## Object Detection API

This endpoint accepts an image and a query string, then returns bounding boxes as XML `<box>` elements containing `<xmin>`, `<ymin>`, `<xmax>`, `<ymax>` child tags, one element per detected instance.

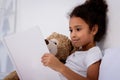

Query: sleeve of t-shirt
<box><xmin>85</xmin><ymin>47</ymin><xmax>103</xmax><ymax>68</ymax></box>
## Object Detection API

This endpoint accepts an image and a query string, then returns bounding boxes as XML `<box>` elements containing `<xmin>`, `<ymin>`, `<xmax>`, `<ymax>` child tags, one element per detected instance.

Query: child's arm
<box><xmin>60</xmin><ymin>61</ymin><xmax>100</xmax><ymax>80</ymax></box>
<box><xmin>41</xmin><ymin>53</ymin><xmax>100</xmax><ymax>80</ymax></box>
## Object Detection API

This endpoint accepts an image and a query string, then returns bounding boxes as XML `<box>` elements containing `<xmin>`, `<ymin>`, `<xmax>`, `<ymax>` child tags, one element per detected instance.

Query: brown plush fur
<box><xmin>3</xmin><ymin>71</ymin><xmax>19</xmax><ymax>80</ymax></box>
<box><xmin>46</xmin><ymin>32</ymin><xmax>74</xmax><ymax>63</ymax></box>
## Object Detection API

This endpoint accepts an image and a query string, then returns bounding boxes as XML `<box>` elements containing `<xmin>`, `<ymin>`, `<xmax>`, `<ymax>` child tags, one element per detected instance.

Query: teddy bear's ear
<box><xmin>46</xmin><ymin>32</ymin><xmax>56</xmax><ymax>40</ymax></box>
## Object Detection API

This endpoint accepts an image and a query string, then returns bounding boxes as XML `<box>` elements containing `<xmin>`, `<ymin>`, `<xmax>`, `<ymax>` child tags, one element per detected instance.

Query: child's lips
<box><xmin>72</xmin><ymin>39</ymin><xmax>79</xmax><ymax>43</ymax></box>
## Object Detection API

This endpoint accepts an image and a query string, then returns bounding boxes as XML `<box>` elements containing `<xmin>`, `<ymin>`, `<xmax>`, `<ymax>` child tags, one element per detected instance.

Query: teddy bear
<box><xmin>45</xmin><ymin>32</ymin><xmax>76</xmax><ymax>63</ymax></box>
<box><xmin>3</xmin><ymin>32</ymin><xmax>77</xmax><ymax>80</ymax></box>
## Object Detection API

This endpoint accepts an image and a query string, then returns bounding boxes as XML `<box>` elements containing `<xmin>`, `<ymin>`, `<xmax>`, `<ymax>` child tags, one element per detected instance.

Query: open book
<box><xmin>2</xmin><ymin>27</ymin><xmax>61</xmax><ymax>80</ymax></box>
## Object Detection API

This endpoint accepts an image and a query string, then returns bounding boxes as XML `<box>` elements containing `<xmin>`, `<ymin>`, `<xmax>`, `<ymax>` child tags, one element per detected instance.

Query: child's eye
<box><xmin>76</xmin><ymin>28</ymin><xmax>81</xmax><ymax>31</ymax></box>
<box><xmin>69</xmin><ymin>29</ymin><xmax>72</xmax><ymax>33</ymax></box>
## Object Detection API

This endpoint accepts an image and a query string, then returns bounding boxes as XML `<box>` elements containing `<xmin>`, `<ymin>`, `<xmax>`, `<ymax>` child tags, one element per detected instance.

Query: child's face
<box><xmin>69</xmin><ymin>16</ymin><xmax>96</xmax><ymax>49</ymax></box>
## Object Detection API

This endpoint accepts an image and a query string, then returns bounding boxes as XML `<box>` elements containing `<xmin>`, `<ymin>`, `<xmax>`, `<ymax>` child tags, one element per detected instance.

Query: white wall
<box><xmin>16</xmin><ymin>0</ymin><xmax>120</xmax><ymax>50</ymax></box>
<box><xmin>100</xmin><ymin>0</ymin><xmax>120</xmax><ymax>49</ymax></box>
<box><xmin>16</xmin><ymin>0</ymin><xmax>85</xmax><ymax>38</ymax></box>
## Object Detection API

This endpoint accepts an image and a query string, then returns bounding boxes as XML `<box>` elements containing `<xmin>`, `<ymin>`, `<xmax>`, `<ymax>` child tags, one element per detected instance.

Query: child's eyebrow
<box><xmin>69</xmin><ymin>25</ymin><xmax>82</xmax><ymax>28</ymax></box>
<box><xmin>75</xmin><ymin>25</ymin><xmax>82</xmax><ymax>28</ymax></box>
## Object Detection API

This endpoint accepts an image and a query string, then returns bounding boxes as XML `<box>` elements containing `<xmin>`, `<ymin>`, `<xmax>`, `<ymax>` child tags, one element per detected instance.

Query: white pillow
<box><xmin>99</xmin><ymin>47</ymin><xmax>120</xmax><ymax>80</ymax></box>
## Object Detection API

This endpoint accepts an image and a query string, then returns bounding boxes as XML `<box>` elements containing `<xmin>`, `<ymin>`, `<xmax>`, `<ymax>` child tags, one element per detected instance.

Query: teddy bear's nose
<box><xmin>45</xmin><ymin>39</ymin><xmax>49</xmax><ymax>44</ymax></box>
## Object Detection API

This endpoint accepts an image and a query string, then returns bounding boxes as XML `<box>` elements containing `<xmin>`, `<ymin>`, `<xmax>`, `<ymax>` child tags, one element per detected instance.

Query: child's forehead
<box><xmin>69</xmin><ymin>17</ymin><xmax>88</xmax><ymax>26</ymax></box>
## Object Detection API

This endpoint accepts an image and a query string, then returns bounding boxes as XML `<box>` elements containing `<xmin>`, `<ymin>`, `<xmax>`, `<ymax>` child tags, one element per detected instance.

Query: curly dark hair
<box><xmin>69</xmin><ymin>0</ymin><xmax>108</xmax><ymax>42</ymax></box>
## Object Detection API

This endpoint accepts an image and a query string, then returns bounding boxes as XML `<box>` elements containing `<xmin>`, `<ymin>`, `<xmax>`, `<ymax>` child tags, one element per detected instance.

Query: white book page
<box><xmin>3</xmin><ymin>27</ymin><xmax>61</xmax><ymax>80</ymax></box>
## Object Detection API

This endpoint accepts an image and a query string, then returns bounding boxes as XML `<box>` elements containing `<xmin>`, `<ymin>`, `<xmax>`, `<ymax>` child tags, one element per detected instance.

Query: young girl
<box><xmin>41</xmin><ymin>0</ymin><xmax>108</xmax><ymax>80</ymax></box>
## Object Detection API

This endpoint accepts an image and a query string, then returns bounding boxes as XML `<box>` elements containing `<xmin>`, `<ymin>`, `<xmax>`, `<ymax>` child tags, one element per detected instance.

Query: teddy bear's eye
<box><xmin>53</xmin><ymin>42</ymin><xmax>57</xmax><ymax>45</ymax></box>
<box><xmin>50</xmin><ymin>39</ymin><xmax>58</xmax><ymax>45</ymax></box>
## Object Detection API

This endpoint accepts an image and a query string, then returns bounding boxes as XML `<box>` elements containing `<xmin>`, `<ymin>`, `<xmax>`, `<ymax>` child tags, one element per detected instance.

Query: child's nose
<box><xmin>71</xmin><ymin>31</ymin><xmax>76</xmax><ymax>38</ymax></box>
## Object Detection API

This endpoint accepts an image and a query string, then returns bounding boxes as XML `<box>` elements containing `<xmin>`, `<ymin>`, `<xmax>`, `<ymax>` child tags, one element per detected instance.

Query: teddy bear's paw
<box><xmin>3</xmin><ymin>71</ymin><xmax>19</xmax><ymax>80</ymax></box>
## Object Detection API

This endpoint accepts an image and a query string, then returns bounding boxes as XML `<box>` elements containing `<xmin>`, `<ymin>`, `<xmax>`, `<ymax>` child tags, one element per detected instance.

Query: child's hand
<box><xmin>41</xmin><ymin>53</ymin><xmax>64</xmax><ymax>72</ymax></box>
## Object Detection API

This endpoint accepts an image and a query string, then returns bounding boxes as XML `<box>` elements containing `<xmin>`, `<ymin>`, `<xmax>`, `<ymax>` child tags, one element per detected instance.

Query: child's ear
<box><xmin>92</xmin><ymin>24</ymin><xmax>98</xmax><ymax>35</ymax></box>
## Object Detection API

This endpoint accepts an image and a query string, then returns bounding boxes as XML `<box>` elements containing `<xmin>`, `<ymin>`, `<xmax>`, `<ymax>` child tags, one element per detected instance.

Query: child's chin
<box><xmin>73</xmin><ymin>44</ymin><xmax>80</xmax><ymax>48</ymax></box>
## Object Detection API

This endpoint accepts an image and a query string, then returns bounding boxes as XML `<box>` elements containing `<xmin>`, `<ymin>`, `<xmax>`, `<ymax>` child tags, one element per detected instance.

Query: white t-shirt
<box><xmin>59</xmin><ymin>46</ymin><xmax>102</xmax><ymax>80</ymax></box>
